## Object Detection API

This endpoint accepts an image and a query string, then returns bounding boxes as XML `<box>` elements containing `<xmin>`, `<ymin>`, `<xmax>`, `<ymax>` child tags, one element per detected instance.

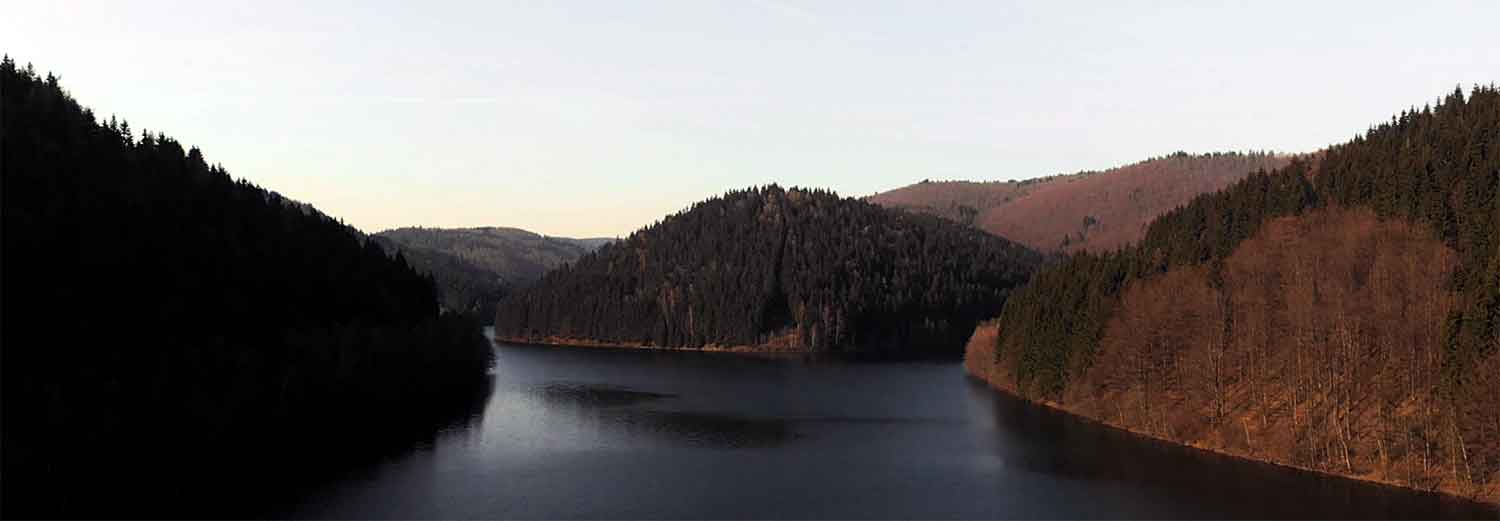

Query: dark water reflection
<box><xmin>276</xmin><ymin>339</ymin><xmax>1498</xmax><ymax>519</ymax></box>
<box><xmin>530</xmin><ymin>382</ymin><xmax>796</xmax><ymax>448</ymax></box>
<box><xmin>532</xmin><ymin>383</ymin><xmax>678</xmax><ymax>407</ymax></box>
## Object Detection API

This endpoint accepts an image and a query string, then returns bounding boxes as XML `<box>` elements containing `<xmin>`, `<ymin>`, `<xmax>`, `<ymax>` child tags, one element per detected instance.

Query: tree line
<box><xmin>1</xmin><ymin>57</ymin><xmax>495</xmax><ymax>517</ymax></box>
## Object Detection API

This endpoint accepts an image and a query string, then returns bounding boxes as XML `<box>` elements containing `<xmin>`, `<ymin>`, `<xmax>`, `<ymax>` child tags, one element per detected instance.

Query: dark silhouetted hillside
<box><xmin>1</xmin><ymin>57</ymin><xmax>493</xmax><ymax>517</ymax></box>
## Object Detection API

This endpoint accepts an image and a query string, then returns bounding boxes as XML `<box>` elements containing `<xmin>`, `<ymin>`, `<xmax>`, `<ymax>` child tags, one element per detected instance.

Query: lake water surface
<box><xmin>277</xmin><ymin>336</ymin><xmax>1497</xmax><ymax>519</ymax></box>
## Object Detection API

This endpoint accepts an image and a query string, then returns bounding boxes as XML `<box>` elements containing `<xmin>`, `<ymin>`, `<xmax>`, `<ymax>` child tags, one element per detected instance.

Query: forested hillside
<box><xmin>377</xmin><ymin>226</ymin><xmax>610</xmax><ymax>285</ymax></box>
<box><xmin>1</xmin><ymin>58</ymin><xmax>494</xmax><ymax>517</ymax></box>
<box><xmin>869</xmin><ymin>151</ymin><xmax>1291</xmax><ymax>252</ymax></box>
<box><xmin>374</xmin><ymin>227</ymin><xmax>610</xmax><ymax>322</ymax></box>
<box><xmin>495</xmin><ymin>186</ymin><xmax>1044</xmax><ymax>356</ymax></box>
<box><xmin>368</xmin><ymin>235</ymin><xmax>510</xmax><ymax>320</ymax></box>
<box><xmin>968</xmin><ymin>86</ymin><xmax>1500</xmax><ymax>504</ymax></box>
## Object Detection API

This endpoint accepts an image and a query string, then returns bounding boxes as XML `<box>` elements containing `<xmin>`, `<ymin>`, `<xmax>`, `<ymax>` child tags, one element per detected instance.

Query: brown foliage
<box><xmin>963</xmin><ymin>320</ymin><xmax>1006</xmax><ymax>388</ymax></box>
<box><xmin>1066</xmin><ymin>265</ymin><xmax>1223</xmax><ymax>440</ymax></box>
<box><xmin>971</xmin><ymin>207</ymin><xmax>1499</xmax><ymax>503</ymax></box>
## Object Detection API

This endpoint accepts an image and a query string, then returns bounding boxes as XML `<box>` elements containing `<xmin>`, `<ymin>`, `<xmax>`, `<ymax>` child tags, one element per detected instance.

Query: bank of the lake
<box><xmin>963</xmin><ymin>322</ymin><xmax>1500</xmax><ymax>509</ymax></box>
<box><xmin>493</xmin><ymin>334</ymin><xmax>809</xmax><ymax>354</ymax></box>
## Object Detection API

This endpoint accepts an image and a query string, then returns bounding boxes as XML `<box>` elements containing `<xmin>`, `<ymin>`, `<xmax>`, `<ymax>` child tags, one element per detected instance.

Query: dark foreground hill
<box><xmin>1</xmin><ymin>58</ymin><xmax>493</xmax><ymax>517</ymax></box>
<box><xmin>967</xmin><ymin>86</ymin><xmax>1500</xmax><ymax>504</ymax></box>
<box><xmin>495</xmin><ymin>185</ymin><xmax>1044</xmax><ymax>357</ymax></box>
<box><xmin>373</xmin><ymin>227</ymin><xmax>611</xmax><ymax>321</ymax></box>
<box><xmin>869</xmin><ymin>151</ymin><xmax>1291</xmax><ymax>252</ymax></box>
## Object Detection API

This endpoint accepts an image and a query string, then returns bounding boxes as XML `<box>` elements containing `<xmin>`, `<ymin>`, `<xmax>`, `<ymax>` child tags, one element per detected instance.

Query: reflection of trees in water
<box><xmin>528</xmin><ymin>381</ymin><xmax>970</xmax><ymax>450</ymax></box>
<box><xmin>243</xmin><ymin>378</ymin><xmax>496</xmax><ymax>516</ymax></box>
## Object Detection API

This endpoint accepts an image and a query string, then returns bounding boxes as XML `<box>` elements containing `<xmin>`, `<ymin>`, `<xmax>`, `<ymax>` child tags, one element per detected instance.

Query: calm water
<box><xmin>276</xmin><ymin>336</ymin><xmax>1497</xmax><ymax>519</ymax></box>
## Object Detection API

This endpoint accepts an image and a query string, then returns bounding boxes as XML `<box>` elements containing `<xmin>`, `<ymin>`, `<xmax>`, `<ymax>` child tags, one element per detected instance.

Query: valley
<box><xmin>3</xmin><ymin>24</ymin><xmax>1496</xmax><ymax>517</ymax></box>
<box><xmin>372</xmin><ymin>227</ymin><xmax>611</xmax><ymax>321</ymax></box>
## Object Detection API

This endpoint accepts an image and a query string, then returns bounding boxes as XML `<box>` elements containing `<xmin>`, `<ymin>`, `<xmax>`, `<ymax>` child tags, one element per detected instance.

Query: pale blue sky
<box><xmin>5</xmin><ymin>1</ymin><xmax>1496</xmax><ymax>237</ymax></box>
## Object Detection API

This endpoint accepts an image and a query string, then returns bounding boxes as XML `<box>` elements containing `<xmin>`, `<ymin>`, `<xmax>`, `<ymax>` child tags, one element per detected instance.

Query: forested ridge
<box><xmin>373</xmin><ymin>226</ymin><xmax>612</xmax><ymax>323</ymax></box>
<box><xmin>376</xmin><ymin>226</ymin><xmax>611</xmax><ymax>285</ymax></box>
<box><xmin>495</xmin><ymin>185</ymin><xmax>1044</xmax><ymax>356</ymax></box>
<box><xmin>1</xmin><ymin>58</ymin><xmax>494</xmax><ymax>517</ymax></box>
<box><xmin>970</xmin><ymin>86</ymin><xmax>1500</xmax><ymax>503</ymax></box>
<box><xmin>367</xmin><ymin>234</ymin><xmax>510</xmax><ymax>322</ymax></box>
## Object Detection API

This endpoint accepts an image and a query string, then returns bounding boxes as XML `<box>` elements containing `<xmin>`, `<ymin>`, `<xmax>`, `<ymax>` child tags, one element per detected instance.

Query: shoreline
<box><xmin>496</xmin><ymin>333</ymin><xmax>1496</xmax><ymax>508</ymax></box>
<box><xmin>491</xmin><ymin>335</ymin><xmax>813</xmax><ymax>357</ymax></box>
<box><xmin>965</xmin><ymin>369</ymin><xmax>1500</xmax><ymax>509</ymax></box>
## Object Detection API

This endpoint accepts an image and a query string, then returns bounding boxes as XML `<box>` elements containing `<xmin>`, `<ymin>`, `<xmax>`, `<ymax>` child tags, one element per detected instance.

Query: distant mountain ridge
<box><xmin>869</xmin><ymin>151</ymin><xmax>1292</xmax><ymax>252</ymax></box>
<box><xmin>373</xmin><ymin>226</ymin><xmax>612</xmax><ymax>321</ymax></box>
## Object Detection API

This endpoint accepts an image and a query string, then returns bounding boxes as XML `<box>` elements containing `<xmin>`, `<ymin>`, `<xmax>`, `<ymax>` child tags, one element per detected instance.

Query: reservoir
<box><xmin>277</xmin><ymin>335</ymin><xmax>1496</xmax><ymax>519</ymax></box>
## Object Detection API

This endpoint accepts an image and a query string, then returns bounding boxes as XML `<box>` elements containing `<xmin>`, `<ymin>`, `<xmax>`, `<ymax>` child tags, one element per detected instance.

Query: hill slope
<box><xmin>376</xmin><ymin>227</ymin><xmax>611</xmax><ymax>286</ymax></box>
<box><xmin>372</xmin><ymin>227</ymin><xmax>609</xmax><ymax>321</ymax></box>
<box><xmin>1</xmin><ymin>58</ymin><xmax>493</xmax><ymax>517</ymax></box>
<box><xmin>968</xmin><ymin>86</ymin><xmax>1500</xmax><ymax>504</ymax></box>
<box><xmin>368</xmin><ymin>235</ymin><xmax>510</xmax><ymax>319</ymax></box>
<box><xmin>373</xmin><ymin>228</ymin><xmax>609</xmax><ymax>322</ymax></box>
<box><xmin>870</xmin><ymin>151</ymin><xmax>1291</xmax><ymax>252</ymax></box>
<box><xmin>495</xmin><ymin>185</ymin><xmax>1044</xmax><ymax>356</ymax></box>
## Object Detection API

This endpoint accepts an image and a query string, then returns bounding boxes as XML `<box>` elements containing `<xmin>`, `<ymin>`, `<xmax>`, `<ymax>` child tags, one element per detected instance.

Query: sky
<box><xmin>4</xmin><ymin>1</ymin><xmax>1497</xmax><ymax>238</ymax></box>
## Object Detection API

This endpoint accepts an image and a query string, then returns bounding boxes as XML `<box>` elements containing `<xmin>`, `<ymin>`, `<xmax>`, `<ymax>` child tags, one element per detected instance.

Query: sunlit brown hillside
<box><xmin>969</xmin><ymin>86</ymin><xmax>1500</xmax><ymax>505</ymax></box>
<box><xmin>973</xmin><ymin>207</ymin><xmax>1481</xmax><ymax>497</ymax></box>
<box><xmin>869</xmin><ymin>152</ymin><xmax>1292</xmax><ymax>252</ymax></box>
